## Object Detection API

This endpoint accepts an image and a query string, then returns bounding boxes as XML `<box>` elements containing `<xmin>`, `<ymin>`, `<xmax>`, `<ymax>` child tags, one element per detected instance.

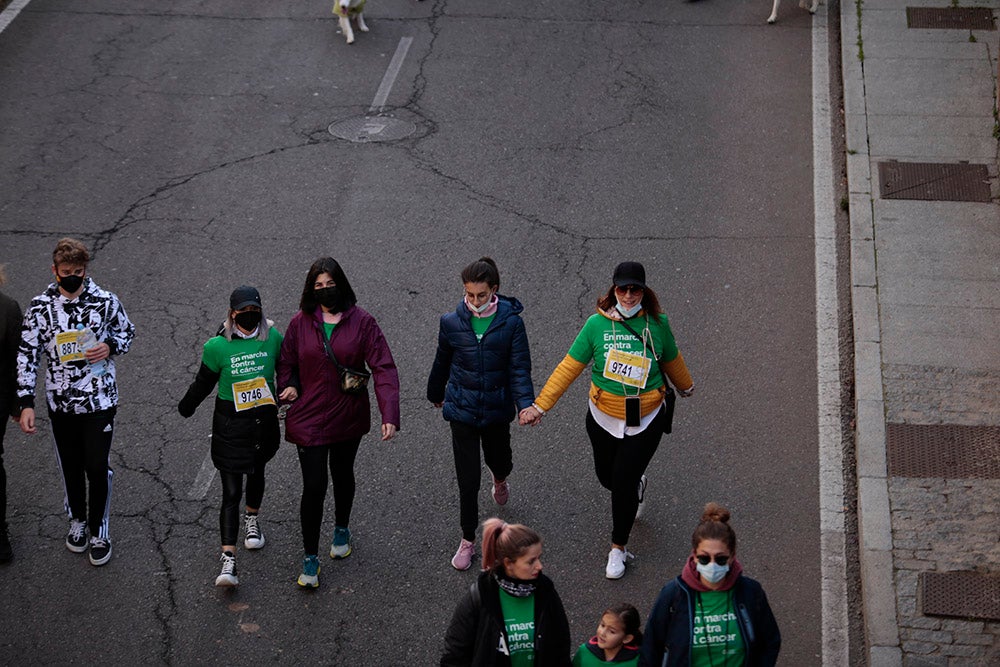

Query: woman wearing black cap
<box><xmin>178</xmin><ymin>286</ymin><xmax>286</xmax><ymax>588</ymax></box>
<box><xmin>521</xmin><ymin>262</ymin><xmax>694</xmax><ymax>580</ymax></box>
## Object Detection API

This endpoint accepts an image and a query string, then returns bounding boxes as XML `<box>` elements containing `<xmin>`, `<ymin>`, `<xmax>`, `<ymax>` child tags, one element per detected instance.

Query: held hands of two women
<box><xmin>519</xmin><ymin>405</ymin><xmax>542</xmax><ymax>427</ymax></box>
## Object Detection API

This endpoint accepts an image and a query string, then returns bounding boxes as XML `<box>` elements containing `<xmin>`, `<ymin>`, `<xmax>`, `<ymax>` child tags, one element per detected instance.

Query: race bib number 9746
<box><xmin>232</xmin><ymin>377</ymin><xmax>276</xmax><ymax>412</ymax></box>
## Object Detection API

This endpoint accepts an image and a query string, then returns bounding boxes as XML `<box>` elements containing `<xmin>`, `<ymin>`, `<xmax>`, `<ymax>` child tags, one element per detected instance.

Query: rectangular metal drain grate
<box><xmin>878</xmin><ymin>161</ymin><xmax>992</xmax><ymax>202</ymax></box>
<box><xmin>920</xmin><ymin>572</ymin><xmax>1000</xmax><ymax>621</ymax></box>
<box><xmin>886</xmin><ymin>424</ymin><xmax>1000</xmax><ymax>478</ymax></box>
<box><xmin>906</xmin><ymin>7</ymin><xmax>996</xmax><ymax>30</ymax></box>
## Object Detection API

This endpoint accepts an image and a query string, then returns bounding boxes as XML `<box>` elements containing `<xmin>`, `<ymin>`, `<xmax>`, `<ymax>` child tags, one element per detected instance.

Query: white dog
<box><xmin>768</xmin><ymin>0</ymin><xmax>818</xmax><ymax>24</ymax></box>
<box><xmin>334</xmin><ymin>0</ymin><xmax>369</xmax><ymax>44</ymax></box>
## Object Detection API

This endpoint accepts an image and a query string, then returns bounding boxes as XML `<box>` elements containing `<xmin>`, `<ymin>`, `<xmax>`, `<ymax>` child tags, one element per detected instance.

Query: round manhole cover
<box><xmin>328</xmin><ymin>116</ymin><xmax>416</xmax><ymax>143</ymax></box>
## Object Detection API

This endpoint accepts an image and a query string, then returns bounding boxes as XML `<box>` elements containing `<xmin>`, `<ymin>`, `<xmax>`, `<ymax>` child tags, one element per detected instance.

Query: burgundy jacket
<box><xmin>277</xmin><ymin>305</ymin><xmax>400</xmax><ymax>446</ymax></box>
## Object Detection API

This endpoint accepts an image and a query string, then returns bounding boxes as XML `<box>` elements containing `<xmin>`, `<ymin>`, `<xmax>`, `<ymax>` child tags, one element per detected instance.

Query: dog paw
<box><xmin>767</xmin><ymin>14</ymin><xmax>777</xmax><ymax>23</ymax></box>
<box><xmin>359</xmin><ymin>24</ymin><xmax>369</xmax><ymax>32</ymax></box>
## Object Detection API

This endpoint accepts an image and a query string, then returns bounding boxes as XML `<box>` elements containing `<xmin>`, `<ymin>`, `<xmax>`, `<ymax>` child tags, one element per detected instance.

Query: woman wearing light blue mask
<box><xmin>522</xmin><ymin>261</ymin><xmax>695</xmax><ymax>580</ymax></box>
<box><xmin>639</xmin><ymin>503</ymin><xmax>781</xmax><ymax>666</ymax></box>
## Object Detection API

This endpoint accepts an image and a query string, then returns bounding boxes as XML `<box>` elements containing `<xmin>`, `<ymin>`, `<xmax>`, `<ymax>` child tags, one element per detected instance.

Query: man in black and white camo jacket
<box><xmin>15</xmin><ymin>238</ymin><xmax>135</xmax><ymax>567</ymax></box>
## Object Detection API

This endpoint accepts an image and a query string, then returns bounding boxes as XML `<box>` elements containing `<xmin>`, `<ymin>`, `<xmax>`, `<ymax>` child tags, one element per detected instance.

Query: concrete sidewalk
<box><xmin>842</xmin><ymin>0</ymin><xmax>1000</xmax><ymax>665</ymax></box>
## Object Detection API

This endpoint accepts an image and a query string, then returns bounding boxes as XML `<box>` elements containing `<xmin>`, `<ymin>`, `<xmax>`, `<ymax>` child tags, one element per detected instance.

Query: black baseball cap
<box><xmin>230</xmin><ymin>285</ymin><xmax>262</xmax><ymax>310</ymax></box>
<box><xmin>612</xmin><ymin>261</ymin><xmax>646</xmax><ymax>289</ymax></box>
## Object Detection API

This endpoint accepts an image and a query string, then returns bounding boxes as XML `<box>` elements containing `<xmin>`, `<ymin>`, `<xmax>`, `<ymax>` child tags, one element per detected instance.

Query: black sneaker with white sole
<box><xmin>215</xmin><ymin>551</ymin><xmax>239</xmax><ymax>587</ymax></box>
<box><xmin>66</xmin><ymin>519</ymin><xmax>88</xmax><ymax>553</ymax></box>
<box><xmin>88</xmin><ymin>537</ymin><xmax>112</xmax><ymax>566</ymax></box>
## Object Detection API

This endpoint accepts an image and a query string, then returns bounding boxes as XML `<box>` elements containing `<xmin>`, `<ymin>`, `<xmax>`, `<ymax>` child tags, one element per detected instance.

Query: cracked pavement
<box><xmin>1</xmin><ymin>1</ymin><xmax>833</xmax><ymax>664</ymax></box>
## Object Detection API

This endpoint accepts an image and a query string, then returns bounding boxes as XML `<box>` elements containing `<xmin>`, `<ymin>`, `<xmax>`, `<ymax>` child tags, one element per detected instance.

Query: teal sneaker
<box><xmin>330</xmin><ymin>526</ymin><xmax>352</xmax><ymax>559</ymax></box>
<box><xmin>297</xmin><ymin>554</ymin><xmax>320</xmax><ymax>588</ymax></box>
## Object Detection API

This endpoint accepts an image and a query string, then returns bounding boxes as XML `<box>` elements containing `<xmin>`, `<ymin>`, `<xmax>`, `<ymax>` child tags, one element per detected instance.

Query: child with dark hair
<box><xmin>427</xmin><ymin>257</ymin><xmax>535</xmax><ymax>571</ymax></box>
<box><xmin>441</xmin><ymin>518</ymin><xmax>571</xmax><ymax>666</ymax></box>
<box><xmin>573</xmin><ymin>603</ymin><xmax>642</xmax><ymax>665</ymax></box>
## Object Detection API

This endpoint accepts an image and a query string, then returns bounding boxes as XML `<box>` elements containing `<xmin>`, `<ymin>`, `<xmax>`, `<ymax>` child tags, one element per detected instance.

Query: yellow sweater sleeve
<box><xmin>534</xmin><ymin>355</ymin><xmax>587</xmax><ymax>412</ymax></box>
<box><xmin>661</xmin><ymin>350</ymin><xmax>693</xmax><ymax>391</ymax></box>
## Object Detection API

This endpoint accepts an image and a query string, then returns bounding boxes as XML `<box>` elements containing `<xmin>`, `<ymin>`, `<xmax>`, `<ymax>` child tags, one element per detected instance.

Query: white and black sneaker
<box><xmin>215</xmin><ymin>551</ymin><xmax>238</xmax><ymax>587</ymax></box>
<box><xmin>66</xmin><ymin>519</ymin><xmax>88</xmax><ymax>553</ymax></box>
<box><xmin>88</xmin><ymin>537</ymin><xmax>112</xmax><ymax>566</ymax></box>
<box><xmin>244</xmin><ymin>514</ymin><xmax>265</xmax><ymax>550</ymax></box>
<box><xmin>605</xmin><ymin>547</ymin><xmax>634</xmax><ymax>579</ymax></box>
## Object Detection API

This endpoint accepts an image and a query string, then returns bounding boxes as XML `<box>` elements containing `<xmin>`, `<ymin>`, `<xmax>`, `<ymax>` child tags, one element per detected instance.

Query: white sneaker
<box><xmin>635</xmin><ymin>474</ymin><xmax>648</xmax><ymax>519</ymax></box>
<box><xmin>605</xmin><ymin>547</ymin><xmax>633</xmax><ymax>579</ymax></box>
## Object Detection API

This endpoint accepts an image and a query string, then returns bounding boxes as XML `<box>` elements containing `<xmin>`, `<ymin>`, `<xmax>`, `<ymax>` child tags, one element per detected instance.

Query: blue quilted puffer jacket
<box><xmin>427</xmin><ymin>295</ymin><xmax>534</xmax><ymax>427</ymax></box>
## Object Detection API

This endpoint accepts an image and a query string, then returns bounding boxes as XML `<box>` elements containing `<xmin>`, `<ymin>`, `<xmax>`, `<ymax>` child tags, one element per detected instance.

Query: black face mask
<box><xmin>57</xmin><ymin>274</ymin><xmax>84</xmax><ymax>294</ymax></box>
<box><xmin>315</xmin><ymin>286</ymin><xmax>344</xmax><ymax>312</ymax></box>
<box><xmin>234</xmin><ymin>311</ymin><xmax>262</xmax><ymax>331</ymax></box>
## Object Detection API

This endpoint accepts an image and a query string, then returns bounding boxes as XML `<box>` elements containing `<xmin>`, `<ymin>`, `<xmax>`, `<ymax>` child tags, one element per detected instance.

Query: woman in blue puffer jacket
<box><xmin>427</xmin><ymin>257</ymin><xmax>535</xmax><ymax>571</ymax></box>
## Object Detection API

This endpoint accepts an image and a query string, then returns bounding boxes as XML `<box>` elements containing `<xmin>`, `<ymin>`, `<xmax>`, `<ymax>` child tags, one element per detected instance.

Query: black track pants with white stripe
<box><xmin>49</xmin><ymin>408</ymin><xmax>116</xmax><ymax>540</ymax></box>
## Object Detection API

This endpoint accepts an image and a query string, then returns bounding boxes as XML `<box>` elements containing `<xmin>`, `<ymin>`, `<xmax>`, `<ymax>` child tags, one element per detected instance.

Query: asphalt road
<box><xmin>0</xmin><ymin>1</ymin><xmax>824</xmax><ymax>664</ymax></box>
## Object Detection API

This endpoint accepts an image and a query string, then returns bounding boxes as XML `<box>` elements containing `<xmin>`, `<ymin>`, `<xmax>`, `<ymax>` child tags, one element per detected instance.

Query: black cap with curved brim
<box><xmin>230</xmin><ymin>285</ymin><xmax>262</xmax><ymax>310</ymax></box>
<box><xmin>612</xmin><ymin>261</ymin><xmax>647</xmax><ymax>289</ymax></box>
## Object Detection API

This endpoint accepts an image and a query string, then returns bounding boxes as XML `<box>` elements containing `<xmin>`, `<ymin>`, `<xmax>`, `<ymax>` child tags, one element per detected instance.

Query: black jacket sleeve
<box><xmin>440</xmin><ymin>584</ymin><xmax>479</xmax><ymax>666</ymax></box>
<box><xmin>1</xmin><ymin>295</ymin><xmax>22</xmax><ymax>418</ymax></box>
<box><xmin>752</xmin><ymin>585</ymin><xmax>781</xmax><ymax>665</ymax></box>
<box><xmin>178</xmin><ymin>362</ymin><xmax>220</xmax><ymax>417</ymax></box>
<box><xmin>541</xmin><ymin>584</ymin><xmax>572</xmax><ymax>667</ymax></box>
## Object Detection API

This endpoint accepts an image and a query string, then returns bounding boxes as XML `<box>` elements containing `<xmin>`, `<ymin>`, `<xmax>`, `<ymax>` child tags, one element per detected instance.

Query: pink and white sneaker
<box><xmin>451</xmin><ymin>539</ymin><xmax>475</xmax><ymax>571</ymax></box>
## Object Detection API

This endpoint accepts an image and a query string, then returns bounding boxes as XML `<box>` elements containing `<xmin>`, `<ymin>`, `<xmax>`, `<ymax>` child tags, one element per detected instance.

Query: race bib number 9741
<box><xmin>602</xmin><ymin>348</ymin><xmax>651</xmax><ymax>389</ymax></box>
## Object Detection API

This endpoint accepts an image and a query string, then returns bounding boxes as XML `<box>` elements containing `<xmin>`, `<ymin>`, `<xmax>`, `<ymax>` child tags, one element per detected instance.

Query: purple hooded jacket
<box><xmin>277</xmin><ymin>305</ymin><xmax>400</xmax><ymax>446</ymax></box>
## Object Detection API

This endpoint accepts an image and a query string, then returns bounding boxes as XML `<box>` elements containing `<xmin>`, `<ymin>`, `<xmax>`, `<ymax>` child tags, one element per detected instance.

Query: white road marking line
<box><xmin>369</xmin><ymin>36</ymin><xmax>413</xmax><ymax>113</ymax></box>
<box><xmin>0</xmin><ymin>0</ymin><xmax>32</xmax><ymax>34</ymax></box>
<box><xmin>812</xmin><ymin>3</ymin><xmax>850</xmax><ymax>665</ymax></box>
<box><xmin>188</xmin><ymin>447</ymin><xmax>217</xmax><ymax>500</ymax></box>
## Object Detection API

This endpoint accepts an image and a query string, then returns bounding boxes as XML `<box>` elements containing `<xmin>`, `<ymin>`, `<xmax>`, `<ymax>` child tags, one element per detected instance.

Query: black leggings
<box><xmin>585</xmin><ymin>407</ymin><xmax>664</xmax><ymax>546</ymax></box>
<box><xmin>451</xmin><ymin>421</ymin><xmax>513</xmax><ymax>542</ymax></box>
<box><xmin>296</xmin><ymin>439</ymin><xmax>362</xmax><ymax>555</ymax></box>
<box><xmin>49</xmin><ymin>408</ymin><xmax>116</xmax><ymax>539</ymax></box>
<box><xmin>219</xmin><ymin>469</ymin><xmax>266</xmax><ymax>547</ymax></box>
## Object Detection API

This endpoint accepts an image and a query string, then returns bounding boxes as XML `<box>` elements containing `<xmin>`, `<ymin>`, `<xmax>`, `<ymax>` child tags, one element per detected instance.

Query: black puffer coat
<box><xmin>178</xmin><ymin>357</ymin><xmax>279</xmax><ymax>475</ymax></box>
<box><xmin>427</xmin><ymin>295</ymin><xmax>533</xmax><ymax>427</ymax></box>
<box><xmin>441</xmin><ymin>572</ymin><xmax>571</xmax><ymax>667</ymax></box>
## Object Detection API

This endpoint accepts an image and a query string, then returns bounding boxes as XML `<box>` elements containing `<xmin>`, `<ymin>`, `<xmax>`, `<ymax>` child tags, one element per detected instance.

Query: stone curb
<box><xmin>840</xmin><ymin>0</ymin><xmax>903</xmax><ymax>664</ymax></box>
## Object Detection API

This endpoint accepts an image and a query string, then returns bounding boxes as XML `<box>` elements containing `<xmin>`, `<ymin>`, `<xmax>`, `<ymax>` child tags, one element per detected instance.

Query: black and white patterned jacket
<box><xmin>16</xmin><ymin>278</ymin><xmax>135</xmax><ymax>414</ymax></box>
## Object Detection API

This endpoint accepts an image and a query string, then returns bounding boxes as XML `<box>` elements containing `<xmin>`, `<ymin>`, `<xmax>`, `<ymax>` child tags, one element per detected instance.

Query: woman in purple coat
<box><xmin>277</xmin><ymin>257</ymin><xmax>400</xmax><ymax>588</ymax></box>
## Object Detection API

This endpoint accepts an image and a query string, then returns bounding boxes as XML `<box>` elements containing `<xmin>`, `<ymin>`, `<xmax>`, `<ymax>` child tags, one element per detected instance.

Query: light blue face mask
<box><xmin>615</xmin><ymin>300</ymin><xmax>642</xmax><ymax>318</ymax></box>
<box><xmin>696</xmin><ymin>561</ymin><xmax>730</xmax><ymax>584</ymax></box>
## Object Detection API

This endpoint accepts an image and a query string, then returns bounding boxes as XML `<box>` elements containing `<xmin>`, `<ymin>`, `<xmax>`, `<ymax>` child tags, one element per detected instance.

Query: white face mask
<box><xmin>466</xmin><ymin>291</ymin><xmax>496</xmax><ymax>314</ymax></box>
<box><xmin>696</xmin><ymin>561</ymin><xmax>730</xmax><ymax>584</ymax></box>
<box><xmin>615</xmin><ymin>300</ymin><xmax>642</xmax><ymax>318</ymax></box>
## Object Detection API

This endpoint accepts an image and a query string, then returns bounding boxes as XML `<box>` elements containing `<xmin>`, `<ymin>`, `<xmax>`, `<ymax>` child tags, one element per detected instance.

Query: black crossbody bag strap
<box><xmin>617</xmin><ymin>317</ymin><xmax>676</xmax><ymax>434</ymax></box>
<box><xmin>320</xmin><ymin>326</ymin><xmax>347</xmax><ymax>373</ymax></box>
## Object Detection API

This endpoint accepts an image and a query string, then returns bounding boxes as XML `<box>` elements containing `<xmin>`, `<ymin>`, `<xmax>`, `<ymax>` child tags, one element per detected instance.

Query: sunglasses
<box><xmin>615</xmin><ymin>285</ymin><xmax>644</xmax><ymax>294</ymax></box>
<box><xmin>695</xmin><ymin>553</ymin><xmax>730</xmax><ymax>566</ymax></box>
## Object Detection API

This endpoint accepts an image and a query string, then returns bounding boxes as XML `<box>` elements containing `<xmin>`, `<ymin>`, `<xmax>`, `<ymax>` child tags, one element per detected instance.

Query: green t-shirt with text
<box><xmin>567</xmin><ymin>313</ymin><xmax>678</xmax><ymax>396</ymax></box>
<box><xmin>498</xmin><ymin>589</ymin><xmax>536</xmax><ymax>666</ymax></box>
<box><xmin>691</xmin><ymin>590</ymin><xmax>745</xmax><ymax>667</ymax></box>
<box><xmin>200</xmin><ymin>327</ymin><xmax>282</xmax><ymax>402</ymax></box>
